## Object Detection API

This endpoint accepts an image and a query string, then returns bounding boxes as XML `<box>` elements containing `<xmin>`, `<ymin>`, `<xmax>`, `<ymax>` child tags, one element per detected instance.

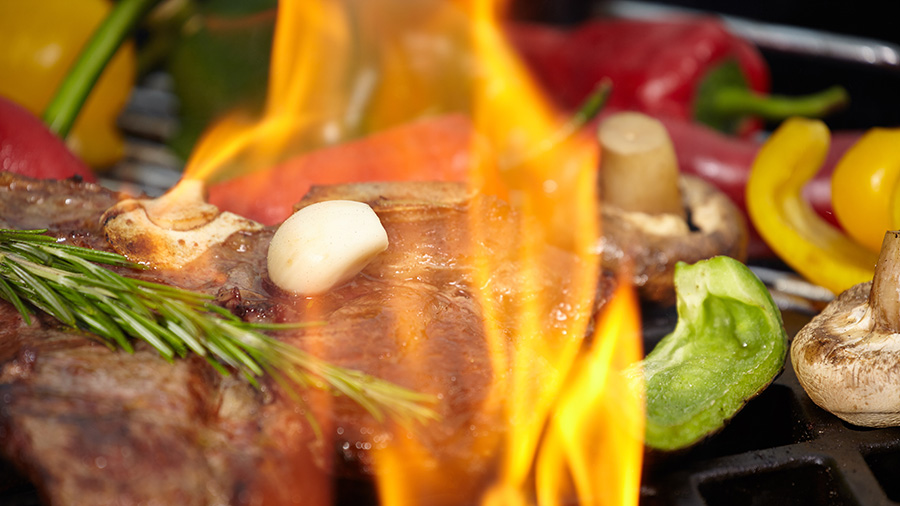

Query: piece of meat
<box><xmin>0</xmin><ymin>173</ymin><xmax>612</xmax><ymax>505</ymax></box>
<box><xmin>0</xmin><ymin>173</ymin><xmax>332</xmax><ymax>505</ymax></box>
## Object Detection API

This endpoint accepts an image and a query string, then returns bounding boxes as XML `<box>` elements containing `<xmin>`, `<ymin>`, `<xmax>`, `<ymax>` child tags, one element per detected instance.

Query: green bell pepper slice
<box><xmin>639</xmin><ymin>256</ymin><xmax>788</xmax><ymax>451</ymax></box>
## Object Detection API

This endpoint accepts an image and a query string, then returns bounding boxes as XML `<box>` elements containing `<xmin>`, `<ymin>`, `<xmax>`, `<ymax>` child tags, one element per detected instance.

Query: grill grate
<box><xmin>639</xmin><ymin>310</ymin><xmax>900</xmax><ymax>506</ymax></box>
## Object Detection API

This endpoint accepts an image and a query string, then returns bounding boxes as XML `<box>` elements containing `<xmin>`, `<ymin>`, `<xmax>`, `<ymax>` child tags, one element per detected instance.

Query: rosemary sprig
<box><xmin>0</xmin><ymin>229</ymin><xmax>435</xmax><ymax>425</ymax></box>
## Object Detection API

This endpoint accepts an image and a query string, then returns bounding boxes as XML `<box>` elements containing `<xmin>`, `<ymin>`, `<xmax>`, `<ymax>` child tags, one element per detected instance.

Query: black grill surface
<box><xmin>640</xmin><ymin>310</ymin><xmax>900</xmax><ymax>506</ymax></box>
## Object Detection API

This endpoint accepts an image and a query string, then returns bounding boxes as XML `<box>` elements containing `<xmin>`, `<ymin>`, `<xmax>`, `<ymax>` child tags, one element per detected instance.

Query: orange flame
<box><xmin>183</xmin><ymin>0</ymin><xmax>481</xmax><ymax>185</ymax></box>
<box><xmin>178</xmin><ymin>0</ymin><xmax>645</xmax><ymax>504</ymax></box>
<box><xmin>532</xmin><ymin>281</ymin><xmax>645</xmax><ymax>506</ymax></box>
<box><xmin>368</xmin><ymin>1</ymin><xmax>644</xmax><ymax>505</ymax></box>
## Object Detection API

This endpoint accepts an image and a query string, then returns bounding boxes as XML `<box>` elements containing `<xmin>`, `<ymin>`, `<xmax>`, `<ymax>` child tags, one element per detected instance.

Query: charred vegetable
<box><xmin>637</xmin><ymin>256</ymin><xmax>787</xmax><ymax>451</ymax></box>
<box><xmin>793</xmin><ymin>231</ymin><xmax>900</xmax><ymax>427</ymax></box>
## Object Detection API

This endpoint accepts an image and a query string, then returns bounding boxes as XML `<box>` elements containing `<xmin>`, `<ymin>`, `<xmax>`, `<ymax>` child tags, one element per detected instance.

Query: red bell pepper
<box><xmin>508</xmin><ymin>18</ymin><xmax>847</xmax><ymax>136</ymax></box>
<box><xmin>208</xmin><ymin>115</ymin><xmax>487</xmax><ymax>225</ymax></box>
<box><xmin>0</xmin><ymin>96</ymin><xmax>95</xmax><ymax>181</ymax></box>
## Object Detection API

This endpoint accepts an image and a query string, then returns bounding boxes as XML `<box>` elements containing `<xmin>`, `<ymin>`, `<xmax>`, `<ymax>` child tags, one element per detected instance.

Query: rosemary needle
<box><xmin>0</xmin><ymin>229</ymin><xmax>436</xmax><ymax>425</ymax></box>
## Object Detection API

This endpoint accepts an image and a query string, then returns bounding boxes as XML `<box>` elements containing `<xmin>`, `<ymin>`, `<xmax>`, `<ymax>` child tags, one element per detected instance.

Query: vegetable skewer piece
<box><xmin>0</xmin><ymin>229</ymin><xmax>435</xmax><ymax>426</ymax></box>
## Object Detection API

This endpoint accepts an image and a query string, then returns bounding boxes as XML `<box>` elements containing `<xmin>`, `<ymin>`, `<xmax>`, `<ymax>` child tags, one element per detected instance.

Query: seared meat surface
<box><xmin>0</xmin><ymin>173</ymin><xmax>611</xmax><ymax>505</ymax></box>
<box><xmin>1</xmin><ymin>174</ymin><xmax>327</xmax><ymax>505</ymax></box>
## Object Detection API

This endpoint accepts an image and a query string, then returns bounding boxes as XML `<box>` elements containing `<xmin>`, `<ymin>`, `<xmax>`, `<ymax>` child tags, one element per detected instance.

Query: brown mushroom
<box><xmin>596</xmin><ymin>112</ymin><xmax>747</xmax><ymax>305</ymax></box>
<box><xmin>792</xmin><ymin>230</ymin><xmax>900</xmax><ymax>427</ymax></box>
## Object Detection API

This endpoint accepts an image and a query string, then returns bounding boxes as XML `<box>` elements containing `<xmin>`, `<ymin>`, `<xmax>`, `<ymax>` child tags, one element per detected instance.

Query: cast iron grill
<box><xmin>638</xmin><ymin>334</ymin><xmax>900</xmax><ymax>506</ymax></box>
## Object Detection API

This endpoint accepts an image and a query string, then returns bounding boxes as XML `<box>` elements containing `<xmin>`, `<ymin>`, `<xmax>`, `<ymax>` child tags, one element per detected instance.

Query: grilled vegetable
<box><xmin>638</xmin><ymin>256</ymin><xmax>787</xmax><ymax>451</ymax></box>
<box><xmin>0</xmin><ymin>96</ymin><xmax>95</xmax><ymax>181</ymax></box>
<box><xmin>793</xmin><ymin>231</ymin><xmax>900</xmax><ymax>427</ymax></box>
<box><xmin>597</xmin><ymin>112</ymin><xmax>747</xmax><ymax>305</ymax></box>
<box><xmin>831</xmin><ymin>128</ymin><xmax>900</xmax><ymax>253</ymax></box>
<box><xmin>510</xmin><ymin>18</ymin><xmax>847</xmax><ymax>136</ymax></box>
<box><xmin>164</xmin><ymin>0</ymin><xmax>277</xmax><ymax>158</ymax></box>
<box><xmin>746</xmin><ymin>118</ymin><xmax>877</xmax><ymax>294</ymax></box>
<box><xmin>207</xmin><ymin>115</ymin><xmax>478</xmax><ymax>225</ymax></box>
<box><xmin>0</xmin><ymin>0</ymin><xmax>145</xmax><ymax>169</ymax></box>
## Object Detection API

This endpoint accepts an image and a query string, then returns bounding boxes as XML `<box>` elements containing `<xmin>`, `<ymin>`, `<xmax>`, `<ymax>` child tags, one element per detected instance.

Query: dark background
<box><xmin>513</xmin><ymin>0</ymin><xmax>900</xmax><ymax>44</ymax></box>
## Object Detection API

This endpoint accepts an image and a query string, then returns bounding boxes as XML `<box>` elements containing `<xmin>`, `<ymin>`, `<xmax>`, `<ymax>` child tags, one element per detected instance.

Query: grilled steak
<box><xmin>0</xmin><ymin>173</ymin><xmax>612</xmax><ymax>505</ymax></box>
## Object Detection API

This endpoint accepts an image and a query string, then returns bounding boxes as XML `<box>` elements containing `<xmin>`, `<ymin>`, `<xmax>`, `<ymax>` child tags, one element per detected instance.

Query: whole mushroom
<box><xmin>596</xmin><ymin>112</ymin><xmax>748</xmax><ymax>305</ymax></box>
<box><xmin>792</xmin><ymin>230</ymin><xmax>900</xmax><ymax>427</ymax></box>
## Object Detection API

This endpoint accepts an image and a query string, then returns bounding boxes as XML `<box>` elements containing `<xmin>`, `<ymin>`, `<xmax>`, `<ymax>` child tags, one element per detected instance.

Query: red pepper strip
<box><xmin>208</xmin><ymin>115</ymin><xmax>484</xmax><ymax>225</ymax></box>
<box><xmin>508</xmin><ymin>18</ymin><xmax>845</xmax><ymax>136</ymax></box>
<box><xmin>657</xmin><ymin>116</ymin><xmax>862</xmax><ymax>219</ymax></box>
<box><xmin>207</xmin><ymin>82</ymin><xmax>611</xmax><ymax>226</ymax></box>
<box><xmin>0</xmin><ymin>96</ymin><xmax>95</xmax><ymax>181</ymax></box>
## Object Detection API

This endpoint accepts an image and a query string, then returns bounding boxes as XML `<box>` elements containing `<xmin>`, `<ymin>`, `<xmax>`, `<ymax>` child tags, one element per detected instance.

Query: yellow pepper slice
<box><xmin>746</xmin><ymin>118</ymin><xmax>877</xmax><ymax>294</ymax></box>
<box><xmin>0</xmin><ymin>0</ymin><xmax>135</xmax><ymax>169</ymax></box>
<box><xmin>831</xmin><ymin>128</ymin><xmax>900</xmax><ymax>253</ymax></box>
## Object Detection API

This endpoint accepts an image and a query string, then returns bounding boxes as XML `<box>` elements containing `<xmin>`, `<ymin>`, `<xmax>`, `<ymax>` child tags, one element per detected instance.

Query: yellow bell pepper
<box><xmin>0</xmin><ymin>0</ymin><xmax>135</xmax><ymax>169</ymax></box>
<box><xmin>831</xmin><ymin>128</ymin><xmax>900</xmax><ymax>253</ymax></box>
<box><xmin>746</xmin><ymin>118</ymin><xmax>878</xmax><ymax>294</ymax></box>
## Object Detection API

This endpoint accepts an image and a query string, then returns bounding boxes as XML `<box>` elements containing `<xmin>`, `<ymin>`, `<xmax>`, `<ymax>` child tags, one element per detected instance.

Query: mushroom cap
<box><xmin>598</xmin><ymin>174</ymin><xmax>748</xmax><ymax>305</ymax></box>
<box><xmin>792</xmin><ymin>281</ymin><xmax>900</xmax><ymax>427</ymax></box>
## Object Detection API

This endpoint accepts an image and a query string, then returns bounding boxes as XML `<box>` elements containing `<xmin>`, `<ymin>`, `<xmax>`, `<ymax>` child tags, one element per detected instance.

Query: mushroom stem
<box><xmin>598</xmin><ymin>112</ymin><xmax>685</xmax><ymax>219</ymax></box>
<box><xmin>869</xmin><ymin>230</ymin><xmax>900</xmax><ymax>332</ymax></box>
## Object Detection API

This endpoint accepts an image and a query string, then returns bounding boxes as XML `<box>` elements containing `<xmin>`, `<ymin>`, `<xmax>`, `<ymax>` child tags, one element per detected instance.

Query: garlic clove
<box><xmin>267</xmin><ymin>200</ymin><xmax>389</xmax><ymax>295</ymax></box>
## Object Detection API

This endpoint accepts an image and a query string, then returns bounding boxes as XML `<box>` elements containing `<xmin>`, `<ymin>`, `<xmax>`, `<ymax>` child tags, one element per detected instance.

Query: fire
<box><xmin>182</xmin><ymin>0</ymin><xmax>477</xmax><ymax>185</ymax></box>
<box><xmin>531</xmin><ymin>282</ymin><xmax>645</xmax><ymax>506</ymax></box>
<box><xmin>173</xmin><ymin>0</ymin><xmax>645</xmax><ymax>504</ymax></box>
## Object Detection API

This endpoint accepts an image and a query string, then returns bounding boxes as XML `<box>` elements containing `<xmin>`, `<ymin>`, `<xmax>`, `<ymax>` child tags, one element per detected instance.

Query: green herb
<box><xmin>0</xmin><ymin>228</ymin><xmax>435</xmax><ymax>426</ymax></box>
